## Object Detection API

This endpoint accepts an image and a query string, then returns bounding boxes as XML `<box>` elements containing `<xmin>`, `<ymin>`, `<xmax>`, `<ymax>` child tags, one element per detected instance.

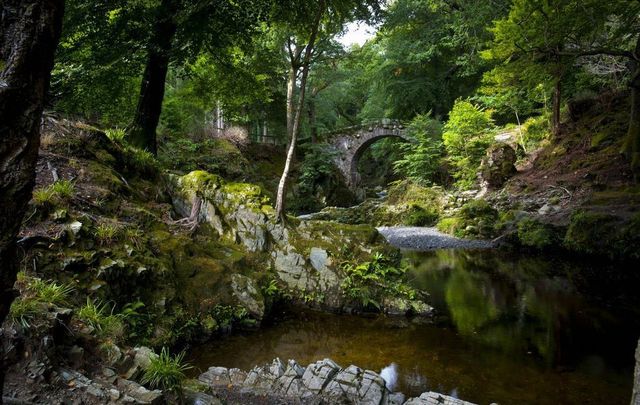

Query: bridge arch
<box><xmin>327</xmin><ymin>120</ymin><xmax>411</xmax><ymax>192</ymax></box>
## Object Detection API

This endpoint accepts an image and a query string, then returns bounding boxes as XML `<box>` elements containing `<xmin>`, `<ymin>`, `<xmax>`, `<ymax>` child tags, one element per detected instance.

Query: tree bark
<box><xmin>126</xmin><ymin>0</ymin><xmax>178</xmax><ymax>154</ymax></box>
<box><xmin>275</xmin><ymin>2</ymin><xmax>325</xmax><ymax>221</ymax></box>
<box><xmin>0</xmin><ymin>0</ymin><xmax>64</xmax><ymax>398</ymax></box>
<box><xmin>286</xmin><ymin>64</ymin><xmax>298</xmax><ymax>138</ymax></box>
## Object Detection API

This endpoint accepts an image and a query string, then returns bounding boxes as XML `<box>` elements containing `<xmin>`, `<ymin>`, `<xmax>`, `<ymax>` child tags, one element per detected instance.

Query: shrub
<box><xmin>443</xmin><ymin>100</ymin><xmax>495</xmax><ymax>189</ymax></box>
<box><xmin>341</xmin><ymin>252</ymin><xmax>416</xmax><ymax>311</ymax></box>
<box><xmin>141</xmin><ymin>347</ymin><xmax>192</xmax><ymax>392</ymax></box>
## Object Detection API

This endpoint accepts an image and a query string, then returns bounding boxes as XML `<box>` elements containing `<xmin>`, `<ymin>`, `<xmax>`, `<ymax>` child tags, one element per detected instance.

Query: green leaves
<box><xmin>443</xmin><ymin>100</ymin><xmax>495</xmax><ymax>188</ymax></box>
<box><xmin>393</xmin><ymin>114</ymin><xmax>444</xmax><ymax>185</ymax></box>
<box><xmin>141</xmin><ymin>347</ymin><xmax>192</xmax><ymax>392</ymax></box>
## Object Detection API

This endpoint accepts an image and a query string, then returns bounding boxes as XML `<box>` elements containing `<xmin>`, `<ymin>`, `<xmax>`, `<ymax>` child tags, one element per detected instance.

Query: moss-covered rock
<box><xmin>515</xmin><ymin>217</ymin><xmax>561</xmax><ymax>249</ymax></box>
<box><xmin>563</xmin><ymin>211</ymin><xmax>640</xmax><ymax>260</ymax></box>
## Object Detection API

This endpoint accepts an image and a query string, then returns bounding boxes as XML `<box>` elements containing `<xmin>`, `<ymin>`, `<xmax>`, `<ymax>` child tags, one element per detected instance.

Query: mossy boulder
<box><xmin>479</xmin><ymin>144</ymin><xmax>517</xmax><ymax>189</ymax></box>
<box><xmin>564</xmin><ymin>211</ymin><xmax>640</xmax><ymax>260</ymax></box>
<box><xmin>516</xmin><ymin>217</ymin><xmax>561</xmax><ymax>249</ymax></box>
<box><xmin>437</xmin><ymin>199</ymin><xmax>499</xmax><ymax>239</ymax></box>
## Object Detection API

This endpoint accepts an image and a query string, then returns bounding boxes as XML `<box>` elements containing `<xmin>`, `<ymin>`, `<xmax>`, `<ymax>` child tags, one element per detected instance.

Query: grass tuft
<box><xmin>141</xmin><ymin>347</ymin><xmax>192</xmax><ymax>392</ymax></box>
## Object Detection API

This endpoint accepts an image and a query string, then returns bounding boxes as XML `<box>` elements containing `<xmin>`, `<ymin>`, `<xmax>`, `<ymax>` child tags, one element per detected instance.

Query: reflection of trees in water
<box><xmin>435</xmin><ymin>250</ymin><xmax>583</xmax><ymax>365</ymax></box>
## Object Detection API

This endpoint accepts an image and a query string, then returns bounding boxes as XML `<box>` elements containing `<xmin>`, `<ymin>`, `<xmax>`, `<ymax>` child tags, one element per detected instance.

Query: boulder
<box><xmin>479</xmin><ymin>144</ymin><xmax>517</xmax><ymax>188</ymax></box>
<box><xmin>120</xmin><ymin>346</ymin><xmax>157</xmax><ymax>380</ymax></box>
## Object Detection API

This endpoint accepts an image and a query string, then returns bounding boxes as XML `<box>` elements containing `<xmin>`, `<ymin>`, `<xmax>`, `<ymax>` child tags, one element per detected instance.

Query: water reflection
<box><xmin>189</xmin><ymin>249</ymin><xmax>640</xmax><ymax>405</ymax></box>
<box><xmin>405</xmin><ymin>249</ymin><xmax>640</xmax><ymax>368</ymax></box>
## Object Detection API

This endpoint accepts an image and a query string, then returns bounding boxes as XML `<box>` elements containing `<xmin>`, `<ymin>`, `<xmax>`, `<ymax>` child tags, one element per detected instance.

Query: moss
<box><xmin>406</xmin><ymin>205</ymin><xmax>439</xmax><ymax>226</ymax></box>
<box><xmin>564</xmin><ymin>211</ymin><xmax>617</xmax><ymax>256</ymax></box>
<box><xmin>437</xmin><ymin>217</ymin><xmax>464</xmax><ymax>236</ymax></box>
<box><xmin>516</xmin><ymin>218</ymin><xmax>558</xmax><ymax>249</ymax></box>
<box><xmin>180</xmin><ymin>170</ymin><xmax>223</xmax><ymax>194</ymax></box>
<box><xmin>86</xmin><ymin>161</ymin><xmax>127</xmax><ymax>193</ymax></box>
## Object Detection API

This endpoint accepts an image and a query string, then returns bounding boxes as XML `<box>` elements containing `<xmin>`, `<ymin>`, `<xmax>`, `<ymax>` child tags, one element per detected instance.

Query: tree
<box><xmin>125</xmin><ymin>0</ymin><xmax>271</xmax><ymax>153</ymax></box>
<box><xmin>51</xmin><ymin>0</ymin><xmax>150</xmax><ymax>126</ymax></box>
<box><xmin>0</xmin><ymin>0</ymin><xmax>65</xmax><ymax>397</ymax></box>
<box><xmin>486</xmin><ymin>0</ymin><xmax>640</xmax><ymax>172</ymax></box>
<box><xmin>359</xmin><ymin>0</ymin><xmax>511</xmax><ymax>120</ymax></box>
<box><xmin>273</xmin><ymin>0</ymin><xmax>382</xmax><ymax>221</ymax></box>
<box><xmin>442</xmin><ymin>99</ymin><xmax>495</xmax><ymax>188</ymax></box>
<box><xmin>393</xmin><ymin>114</ymin><xmax>444</xmax><ymax>185</ymax></box>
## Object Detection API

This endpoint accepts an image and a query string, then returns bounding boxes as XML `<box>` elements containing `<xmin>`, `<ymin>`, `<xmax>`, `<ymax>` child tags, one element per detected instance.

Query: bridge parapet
<box><xmin>322</xmin><ymin>118</ymin><xmax>406</xmax><ymax>141</ymax></box>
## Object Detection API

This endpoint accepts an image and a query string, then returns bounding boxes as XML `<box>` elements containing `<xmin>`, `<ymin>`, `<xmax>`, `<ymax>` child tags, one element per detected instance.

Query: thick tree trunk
<box><xmin>552</xmin><ymin>78</ymin><xmax>561</xmax><ymax>136</ymax></box>
<box><xmin>275</xmin><ymin>2</ymin><xmax>325</xmax><ymax>221</ymax></box>
<box><xmin>126</xmin><ymin>0</ymin><xmax>177</xmax><ymax>154</ymax></box>
<box><xmin>0</xmin><ymin>0</ymin><xmax>64</xmax><ymax>398</ymax></box>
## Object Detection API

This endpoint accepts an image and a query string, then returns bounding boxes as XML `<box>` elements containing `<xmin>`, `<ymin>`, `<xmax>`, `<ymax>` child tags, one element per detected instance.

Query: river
<box><xmin>188</xmin><ymin>248</ymin><xmax>640</xmax><ymax>404</ymax></box>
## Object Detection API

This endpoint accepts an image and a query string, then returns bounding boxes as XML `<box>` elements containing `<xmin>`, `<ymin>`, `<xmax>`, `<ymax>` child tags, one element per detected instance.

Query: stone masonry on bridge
<box><xmin>327</xmin><ymin>119</ymin><xmax>412</xmax><ymax>190</ymax></box>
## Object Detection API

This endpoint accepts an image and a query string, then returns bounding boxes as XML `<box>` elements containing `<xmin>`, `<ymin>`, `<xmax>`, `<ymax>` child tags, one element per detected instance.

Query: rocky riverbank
<box><xmin>377</xmin><ymin>227</ymin><xmax>494</xmax><ymax>250</ymax></box>
<box><xmin>197</xmin><ymin>358</ymin><xmax>477</xmax><ymax>405</ymax></box>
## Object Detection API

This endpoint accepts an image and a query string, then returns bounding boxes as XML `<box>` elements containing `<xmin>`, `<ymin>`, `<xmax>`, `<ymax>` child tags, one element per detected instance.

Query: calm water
<box><xmin>188</xmin><ymin>250</ymin><xmax>640</xmax><ymax>405</ymax></box>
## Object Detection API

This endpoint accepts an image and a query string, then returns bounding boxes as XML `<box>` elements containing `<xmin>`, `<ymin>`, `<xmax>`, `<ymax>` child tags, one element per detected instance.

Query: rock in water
<box><xmin>380</xmin><ymin>363</ymin><xmax>398</xmax><ymax>391</ymax></box>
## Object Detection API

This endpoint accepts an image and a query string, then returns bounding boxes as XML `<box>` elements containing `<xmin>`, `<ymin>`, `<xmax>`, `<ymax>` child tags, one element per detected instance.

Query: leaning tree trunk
<box><xmin>0</xmin><ymin>0</ymin><xmax>64</xmax><ymax>399</ymax></box>
<box><xmin>126</xmin><ymin>0</ymin><xmax>177</xmax><ymax>154</ymax></box>
<box><xmin>275</xmin><ymin>2</ymin><xmax>325</xmax><ymax>222</ymax></box>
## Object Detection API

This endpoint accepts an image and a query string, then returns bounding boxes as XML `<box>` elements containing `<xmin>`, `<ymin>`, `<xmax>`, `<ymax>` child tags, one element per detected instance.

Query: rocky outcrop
<box><xmin>170</xmin><ymin>170</ymin><xmax>430</xmax><ymax>316</ymax></box>
<box><xmin>198</xmin><ymin>358</ymin><xmax>476</xmax><ymax>405</ymax></box>
<box><xmin>479</xmin><ymin>144</ymin><xmax>517</xmax><ymax>189</ymax></box>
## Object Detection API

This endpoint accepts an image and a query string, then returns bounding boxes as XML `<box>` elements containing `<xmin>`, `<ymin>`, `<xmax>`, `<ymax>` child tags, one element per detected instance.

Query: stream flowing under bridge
<box><xmin>324</xmin><ymin>119</ymin><xmax>411</xmax><ymax>190</ymax></box>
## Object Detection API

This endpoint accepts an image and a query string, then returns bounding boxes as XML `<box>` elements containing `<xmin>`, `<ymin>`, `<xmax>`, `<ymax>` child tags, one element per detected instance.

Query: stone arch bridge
<box><xmin>324</xmin><ymin>119</ymin><xmax>412</xmax><ymax>191</ymax></box>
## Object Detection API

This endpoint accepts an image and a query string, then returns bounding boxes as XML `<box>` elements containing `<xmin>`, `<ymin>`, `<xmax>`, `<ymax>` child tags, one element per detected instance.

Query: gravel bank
<box><xmin>377</xmin><ymin>226</ymin><xmax>494</xmax><ymax>250</ymax></box>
